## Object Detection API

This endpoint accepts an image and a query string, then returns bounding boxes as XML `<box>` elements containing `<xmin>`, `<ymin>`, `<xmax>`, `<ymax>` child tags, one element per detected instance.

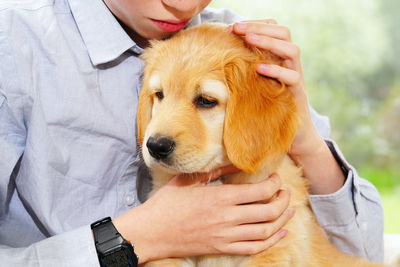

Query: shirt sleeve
<box><xmin>0</xmin><ymin>86</ymin><xmax>100</xmax><ymax>267</ymax></box>
<box><xmin>0</xmin><ymin>33</ymin><xmax>100</xmax><ymax>267</ymax></box>
<box><xmin>0</xmin><ymin>225</ymin><xmax>99</xmax><ymax>267</ymax></box>
<box><xmin>309</xmin><ymin>107</ymin><xmax>384</xmax><ymax>263</ymax></box>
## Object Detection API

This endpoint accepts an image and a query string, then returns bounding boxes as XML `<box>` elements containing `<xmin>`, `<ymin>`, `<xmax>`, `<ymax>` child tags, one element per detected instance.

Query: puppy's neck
<box><xmin>149</xmin><ymin>155</ymin><xmax>287</xmax><ymax>194</ymax></box>
<box><xmin>149</xmin><ymin>167</ymin><xmax>178</xmax><ymax>192</ymax></box>
<box><xmin>223</xmin><ymin>159</ymin><xmax>280</xmax><ymax>185</ymax></box>
<box><xmin>223</xmin><ymin>171</ymin><xmax>267</xmax><ymax>186</ymax></box>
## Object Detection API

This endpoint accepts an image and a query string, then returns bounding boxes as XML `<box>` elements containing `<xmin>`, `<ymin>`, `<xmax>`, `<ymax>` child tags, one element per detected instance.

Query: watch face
<box><xmin>102</xmin><ymin>249</ymin><xmax>133</xmax><ymax>267</ymax></box>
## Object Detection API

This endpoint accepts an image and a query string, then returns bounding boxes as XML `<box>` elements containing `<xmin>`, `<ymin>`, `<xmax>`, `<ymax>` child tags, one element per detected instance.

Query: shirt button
<box><xmin>125</xmin><ymin>194</ymin><xmax>135</xmax><ymax>206</ymax></box>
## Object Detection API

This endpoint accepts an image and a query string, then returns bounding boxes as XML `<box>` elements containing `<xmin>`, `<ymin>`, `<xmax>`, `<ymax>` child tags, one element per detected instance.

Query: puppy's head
<box><xmin>138</xmin><ymin>24</ymin><xmax>298</xmax><ymax>175</ymax></box>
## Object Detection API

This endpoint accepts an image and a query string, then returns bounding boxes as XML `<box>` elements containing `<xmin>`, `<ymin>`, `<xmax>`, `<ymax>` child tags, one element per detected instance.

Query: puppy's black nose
<box><xmin>146</xmin><ymin>136</ymin><xmax>175</xmax><ymax>160</ymax></box>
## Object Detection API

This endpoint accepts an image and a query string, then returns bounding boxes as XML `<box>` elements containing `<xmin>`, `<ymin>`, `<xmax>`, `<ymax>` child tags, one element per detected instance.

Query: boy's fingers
<box><xmin>227</xmin><ymin>206</ymin><xmax>295</xmax><ymax>241</ymax></box>
<box><xmin>231</xmin><ymin>189</ymin><xmax>292</xmax><ymax>224</ymax></box>
<box><xmin>217</xmin><ymin>174</ymin><xmax>282</xmax><ymax>205</ymax></box>
<box><xmin>257</xmin><ymin>64</ymin><xmax>301</xmax><ymax>87</ymax></box>
<box><xmin>232</xmin><ymin>22</ymin><xmax>290</xmax><ymax>41</ymax></box>
<box><xmin>225</xmin><ymin>229</ymin><xmax>288</xmax><ymax>255</ymax></box>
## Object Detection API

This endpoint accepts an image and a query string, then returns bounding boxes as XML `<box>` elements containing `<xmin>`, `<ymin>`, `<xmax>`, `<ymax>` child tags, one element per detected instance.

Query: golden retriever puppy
<box><xmin>137</xmin><ymin>24</ymin><xmax>381</xmax><ymax>267</ymax></box>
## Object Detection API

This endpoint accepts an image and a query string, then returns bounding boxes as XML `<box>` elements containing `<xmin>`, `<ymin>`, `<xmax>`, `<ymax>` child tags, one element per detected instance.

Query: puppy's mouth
<box><xmin>147</xmin><ymin>151</ymin><xmax>219</xmax><ymax>175</ymax></box>
<box><xmin>144</xmin><ymin>136</ymin><xmax>226</xmax><ymax>175</ymax></box>
<box><xmin>149</xmin><ymin>158</ymin><xmax>181</xmax><ymax>175</ymax></box>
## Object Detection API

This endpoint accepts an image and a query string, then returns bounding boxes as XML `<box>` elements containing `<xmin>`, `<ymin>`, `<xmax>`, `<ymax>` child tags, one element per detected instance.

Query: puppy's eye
<box><xmin>195</xmin><ymin>95</ymin><xmax>218</xmax><ymax>108</ymax></box>
<box><xmin>155</xmin><ymin>91</ymin><xmax>164</xmax><ymax>100</ymax></box>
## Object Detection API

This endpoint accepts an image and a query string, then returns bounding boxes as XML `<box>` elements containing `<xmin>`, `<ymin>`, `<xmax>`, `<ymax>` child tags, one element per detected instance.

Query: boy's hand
<box><xmin>113</xmin><ymin>166</ymin><xmax>294</xmax><ymax>263</ymax></box>
<box><xmin>230</xmin><ymin>20</ymin><xmax>325</xmax><ymax>161</ymax></box>
<box><xmin>230</xmin><ymin>20</ymin><xmax>345</xmax><ymax>194</ymax></box>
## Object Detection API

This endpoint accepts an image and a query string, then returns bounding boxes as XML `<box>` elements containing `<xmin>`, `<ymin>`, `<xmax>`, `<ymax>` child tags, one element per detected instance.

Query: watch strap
<box><xmin>91</xmin><ymin>217</ymin><xmax>119</xmax><ymax>245</ymax></box>
<box><xmin>91</xmin><ymin>217</ymin><xmax>138</xmax><ymax>267</ymax></box>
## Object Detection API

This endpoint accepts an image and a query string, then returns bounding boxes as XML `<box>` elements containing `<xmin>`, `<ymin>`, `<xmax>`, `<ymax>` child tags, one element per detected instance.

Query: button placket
<box><xmin>117</xmin><ymin>160</ymin><xmax>140</xmax><ymax>211</ymax></box>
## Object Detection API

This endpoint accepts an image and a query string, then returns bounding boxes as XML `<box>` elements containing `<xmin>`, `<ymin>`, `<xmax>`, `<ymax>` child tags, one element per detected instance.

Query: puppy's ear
<box><xmin>137</xmin><ymin>82</ymin><xmax>153</xmax><ymax>147</ymax></box>
<box><xmin>223</xmin><ymin>51</ymin><xmax>299</xmax><ymax>173</ymax></box>
<box><xmin>137</xmin><ymin>41</ymin><xmax>162</xmax><ymax>147</ymax></box>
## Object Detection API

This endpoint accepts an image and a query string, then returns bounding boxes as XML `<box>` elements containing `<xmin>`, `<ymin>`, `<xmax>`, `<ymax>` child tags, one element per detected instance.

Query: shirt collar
<box><xmin>67</xmin><ymin>0</ymin><xmax>138</xmax><ymax>65</ymax></box>
<box><xmin>187</xmin><ymin>13</ymin><xmax>202</xmax><ymax>28</ymax></box>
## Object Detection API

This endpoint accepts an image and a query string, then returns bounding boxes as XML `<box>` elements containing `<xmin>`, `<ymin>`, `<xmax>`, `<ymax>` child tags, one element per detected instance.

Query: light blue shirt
<box><xmin>0</xmin><ymin>0</ymin><xmax>383</xmax><ymax>266</ymax></box>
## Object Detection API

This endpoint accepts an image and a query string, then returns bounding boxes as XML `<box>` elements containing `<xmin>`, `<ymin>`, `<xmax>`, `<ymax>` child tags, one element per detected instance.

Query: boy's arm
<box><xmin>0</xmin><ymin>226</ymin><xmax>99</xmax><ymax>267</ymax></box>
<box><xmin>304</xmin><ymin>107</ymin><xmax>383</xmax><ymax>263</ymax></box>
<box><xmin>309</xmin><ymin>138</ymin><xmax>384</xmax><ymax>263</ymax></box>
<box><xmin>0</xmin><ymin>85</ymin><xmax>100</xmax><ymax>267</ymax></box>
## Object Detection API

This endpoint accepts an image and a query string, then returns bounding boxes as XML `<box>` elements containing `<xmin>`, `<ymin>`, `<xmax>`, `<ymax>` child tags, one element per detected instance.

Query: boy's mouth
<box><xmin>151</xmin><ymin>19</ymin><xmax>189</xmax><ymax>32</ymax></box>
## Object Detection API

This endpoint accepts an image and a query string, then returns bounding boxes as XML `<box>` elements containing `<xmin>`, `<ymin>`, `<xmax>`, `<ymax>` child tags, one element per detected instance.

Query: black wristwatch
<box><xmin>91</xmin><ymin>217</ymin><xmax>138</xmax><ymax>267</ymax></box>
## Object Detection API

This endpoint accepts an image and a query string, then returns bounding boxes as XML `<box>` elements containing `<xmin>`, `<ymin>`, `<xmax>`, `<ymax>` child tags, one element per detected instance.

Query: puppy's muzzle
<box><xmin>146</xmin><ymin>136</ymin><xmax>175</xmax><ymax>160</ymax></box>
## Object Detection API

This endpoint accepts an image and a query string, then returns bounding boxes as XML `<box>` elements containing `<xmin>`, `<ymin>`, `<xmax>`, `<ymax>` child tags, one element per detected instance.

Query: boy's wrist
<box><xmin>112</xmin><ymin>206</ymin><xmax>152</xmax><ymax>264</ymax></box>
<box><xmin>290</xmin><ymin>131</ymin><xmax>345</xmax><ymax>195</ymax></box>
<box><xmin>289</xmin><ymin>127</ymin><xmax>326</xmax><ymax>162</ymax></box>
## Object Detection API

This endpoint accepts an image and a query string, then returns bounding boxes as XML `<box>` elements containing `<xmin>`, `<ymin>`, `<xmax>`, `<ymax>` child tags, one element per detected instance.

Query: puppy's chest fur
<box><xmin>147</xmin><ymin>155</ymin><xmax>314</xmax><ymax>267</ymax></box>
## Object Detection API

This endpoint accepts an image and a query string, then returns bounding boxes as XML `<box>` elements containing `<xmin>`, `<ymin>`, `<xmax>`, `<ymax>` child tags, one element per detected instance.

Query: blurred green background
<box><xmin>210</xmin><ymin>0</ymin><xmax>400</xmax><ymax>233</ymax></box>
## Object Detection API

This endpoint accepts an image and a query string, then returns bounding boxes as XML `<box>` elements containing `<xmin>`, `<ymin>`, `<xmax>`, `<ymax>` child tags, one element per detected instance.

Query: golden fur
<box><xmin>137</xmin><ymin>24</ymin><xmax>381</xmax><ymax>267</ymax></box>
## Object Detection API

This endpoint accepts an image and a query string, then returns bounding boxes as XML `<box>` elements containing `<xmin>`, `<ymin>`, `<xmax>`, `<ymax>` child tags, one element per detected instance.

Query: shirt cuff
<box><xmin>35</xmin><ymin>225</ymin><xmax>99</xmax><ymax>267</ymax></box>
<box><xmin>309</xmin><ymin>139</ymin><xmax>357</xmax><ymax>227</ymax></box>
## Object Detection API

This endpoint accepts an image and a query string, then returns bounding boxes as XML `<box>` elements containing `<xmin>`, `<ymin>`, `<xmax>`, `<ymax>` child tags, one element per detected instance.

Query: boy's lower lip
<box><xmin>151</xmin><ymin>19</ymin><xmax>189</xmax><ymax>32</ymax></box>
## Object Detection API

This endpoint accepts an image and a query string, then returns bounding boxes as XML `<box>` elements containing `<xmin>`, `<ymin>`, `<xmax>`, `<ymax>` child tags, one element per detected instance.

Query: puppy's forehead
<box><xmin>148</xmin><ymin>73</ymin><xmax>161</xmax><ymax>89</ymax></box>
<box><xmin>201</xmin><ymin>80</ymin><xmax>228</xmax><ymax>102</ymax></box>
<box><xmin>148</xmin><ymin>73</ymin><xmax>227</xmax><ymax>98</ymax></box>
<box><xmin>147</xmin><ymin>70</ymin><xmax>227</xmax><ymax>96</ymax></box>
